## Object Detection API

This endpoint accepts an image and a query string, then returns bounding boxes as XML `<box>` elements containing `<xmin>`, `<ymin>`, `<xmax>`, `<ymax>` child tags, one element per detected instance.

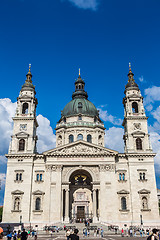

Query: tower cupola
<box><xmin>125</xmin><ymin>63</ymin><xmax>139</xmax><ymax>91</ymax></box>
<box><xmin>72</xmin><ymin>69</ymin><xmax>88</xmax><ymax>99</ymax></box>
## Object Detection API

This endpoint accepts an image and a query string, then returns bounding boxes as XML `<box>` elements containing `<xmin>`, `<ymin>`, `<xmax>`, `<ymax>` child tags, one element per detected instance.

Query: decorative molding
<box><xmin>45</xmin><ymin>165</ymin><xmax>63</xmax><ymax>172</ymax></box>
<box><xmin>11</xmin><ymin>190</ymin><xmax>24</xmax><ymax>195</ymax></box>
<box><xmin>99</xmin><ymin>164</ymin><xmax>115</xmax><ymax>172</ymax></box>
<box><xmin>117</xmin><ymin>190</ymin><xmax>129</xmax><ymax>194</ymax></box>
<box><xmin>32</xmin><ymin>190</ymin><xmax>45</xmax><ymax>195</ymax></box>
<box><xmin>138</xmin><ymin>189</ymin><xmax>150</xmax><ymax>194</ymax></box>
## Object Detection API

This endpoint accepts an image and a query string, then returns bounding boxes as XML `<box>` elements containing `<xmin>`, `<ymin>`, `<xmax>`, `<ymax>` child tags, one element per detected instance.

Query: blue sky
<box><xmin>0</xmin><ymin>0</ymin><xmax>160</xmax><ymax>204</ymax></box>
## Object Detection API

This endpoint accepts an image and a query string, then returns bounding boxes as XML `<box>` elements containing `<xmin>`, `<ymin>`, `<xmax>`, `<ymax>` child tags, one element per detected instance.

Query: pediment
<box><xmin>43</xmin><ymin>140</ymin><xmax>118</xmax><ymax>157</ymax></box>
<box><xmin>132</xmin><ymin>131</ymin><xmax>145</xmax><ymax>136</ymax></box>
<box><xmin>117</xmin><ymin>189</ymin><xmax>129</xmax><ymax>194</ymax></box>
<box><xmin>16</xmin><ymin>132</ymin><xmax>29</xmax><ymax>138</ymax></box>
<box><xmin>32</xmin><ymin>190</ymin><xmax>45</xmax><ymax>195</ymax></box>
<box><xmin>138</xmin><ymin>189</ymin><xmax>150</xmax><ymax>194</ymax></box>
<box><xmin>11</xmin><ymin>190</ymin><xmax>24</xmax><ymax>195</ymax></box>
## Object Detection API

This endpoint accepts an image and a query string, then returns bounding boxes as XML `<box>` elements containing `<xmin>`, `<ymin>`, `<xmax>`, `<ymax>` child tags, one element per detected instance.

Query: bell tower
<box><xmin>9</xmin><ymin>64</ymin><xmax>38</xmax><ymax>154</ymax></box>
<box><xmin>122</xmin><ymin>64</ymin><xmax>152</xmax><ymax>153</ymax></box>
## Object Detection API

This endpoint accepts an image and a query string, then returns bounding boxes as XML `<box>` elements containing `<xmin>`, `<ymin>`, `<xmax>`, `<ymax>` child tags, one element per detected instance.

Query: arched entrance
<box><xmin>69</xmin><ymin>170</ymin><xmax>93</xmax><ymax>223</ymax></box>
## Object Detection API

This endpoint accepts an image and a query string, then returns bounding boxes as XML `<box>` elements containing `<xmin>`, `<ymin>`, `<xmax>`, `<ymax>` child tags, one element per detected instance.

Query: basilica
<box><xmin>2</xmin><ymin>65</ymin><xmax>160</xmax><ymax>227</ymax></box>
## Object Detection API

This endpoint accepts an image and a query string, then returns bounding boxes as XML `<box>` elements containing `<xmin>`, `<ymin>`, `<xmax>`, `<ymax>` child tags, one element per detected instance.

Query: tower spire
<box><xmin>79</xmin><ymin>68</ymin><xmax>81</xmax><ymax>76</ymax></box>
<box><xmin>128</xmin><ymin>62</ymin><xmax>134</xmax><ymax>83</ymax></box>
<box><xmin>26</xmin><ymin>63</ymin><xmax>32</xmax><ymax>83</ymax></box>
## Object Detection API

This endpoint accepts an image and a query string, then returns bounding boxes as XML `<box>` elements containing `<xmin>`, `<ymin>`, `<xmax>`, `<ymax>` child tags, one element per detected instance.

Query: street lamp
<box><xmin>140</xmin><ymin>215</ymin><xmax>143</xmax><ymax>226</ymax></box>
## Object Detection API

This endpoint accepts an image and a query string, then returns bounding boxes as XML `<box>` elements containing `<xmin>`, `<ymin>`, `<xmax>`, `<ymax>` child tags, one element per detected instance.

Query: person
<box><xmin>13</xmin><ymin>230</ymin><xmax>17</xmax><ymax>240</ymax></box>
<box><xmin>130</xmin><ymin>228</ymin><xmax>133</xmax><ymax>237</ymax></box>
<box><xmin>69</xmin><ymin>229</ymin><xmax>79</xmax><ymax>240</ymax></box>
<box><xmin>97</xmin><ymin>228</ymin><xmax>100</xmax><ymax>237</ymax></box>
<box><xmin>7</xmin><ymin>232</ymin><xmax>12</xmax><ymax>240</ymax></box>
<box><xmin>21</xmin><ymin>229</ymin><xmax>28</xmax><ymax>240</ymax></box>
<box><xmin>121</xmin><ymin>228</ymin><xmax>124</xmax><ymax>237</ymax></box>
<box><xmin>94</xmin><ymin>229</ymin><xmax>96</xmax><ymax>237</ymax></box>
<box><xmin>149</xmin><ymin>229</ymin><xmax>159</xmax><ymax>240</ymax></box>
<box><xmin>34</xmin><ymin>231</ymin><xmax>37</xmax><ymax>240</ymax></box>
<box><xmin>101</xmin><ymin>228</ymin><xmax>104</xmax><ymax>237</ymax></box>
<box><xmin>32</xmin><ymin>230</ymin><xmax>35</xmax><ymax>238</ymax></box>
<box><xmin>66</xmin><ymin>229</ymin><xmax>71</xmax><ymax>240</ymax></box>
<box><xmin>17</xmin><ymin>230</ymin><xmax>21</xmax><ymax>240</ymax></box>
<box><xmin>87</xmin><ymin>229</ymin><xmax>90</xmax><ymax>237</ymax></box>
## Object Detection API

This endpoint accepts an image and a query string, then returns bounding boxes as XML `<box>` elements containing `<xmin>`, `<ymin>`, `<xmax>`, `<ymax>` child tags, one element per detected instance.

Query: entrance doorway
<box><xmin>77</xmin><ymin>206</ymin><xmax>85</xmax><ymax>221</ymax></box>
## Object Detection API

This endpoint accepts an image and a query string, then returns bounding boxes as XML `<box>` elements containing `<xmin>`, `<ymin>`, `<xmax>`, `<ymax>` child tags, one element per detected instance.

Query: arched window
<box><xmin>69</xmin><ymin>135</ymin><xmax>74</xmax><ymax>143</ymax></box>
<box><xmin>35</xmin><ymin>197</ymin><xmax>41</xmax><ymax>210</ymax></box>
<box><xmin>57</xmin><ymin>135</ymin><xmax>62</xmax><ymax>146</ymax></box>
<box><xmin>98</xmin><ymin>135</ymin><xmax>103</xmax><ymax>145</ymax></box>
<box><xmin>122</xmin><ymin>173</ymin><xmax>125</xmax><ymax>181</ymax></box>
<box><xmin>77</xmin><ymin>134</ymin><xmax>83</xmax><ymax>140</ymax></box>
<box><xmin>136</xmin><ymin>138</ymin><xmax>142</xmax><ymax>150</ymax></box>
<box><xmin>14</xmin><ymin>197</ymin><xmax>20</xmax><ymax>211</ymax></box>
<box><xmin>36</xmin><ymin>174</ymin><xmax>39</xmax><ymax>181</ymax></box>
<box><xmin>16</xmin><ymin>173</ymin><xmax>19</xmax><ymax>181</ymax></box>
<box><xmin>87</xmin><ymin>134</ymin><xmax>92</xmax><ymax>143</ymax></box>
<box><xmin>139</xmin><ymin>172</ymin><xmax>142</xmax><ymax>180</ymax></box>
<box><xmin>22</xmin><ymin>103</ymin><xmax>28</xmax><ymax>114</ymax></box>
<box><xmin>19</xmin><ymin>173</ymin><xmax>22</xmax><ymax>181</ymax></box>
<box><xmin>19</xmin><ymin>139</ymin><xmax>25</xmax><ymax>151</ymax></box>
<box><xmin>119</xmin><ymin>173</ymin><xmax>122</xmax><ymax>181</ymax></box>
<box><xmin>132</xmin><ymin>102</ymin><xmax>138</xmax><ymax>113</ymax></box>
<box><xmin>40</xmin><ymin>174</ymin><xmax>42</xmax><ymax>181</ymax></box>
<box><xmin>121</xmin><ymin>197</ymin><xmax>127</xmax><ymax>210</ymax></box>
<box><xmin>142</xmin><ymin>197</ymin><xmax>148</xmax><ymax>210</ymax></box>
<box><xmin>143</xmin><ymin>172</ymin><xmax>145</xmax><ymax>180</ymax></box>
<box><xmin>78</xmin><ymin>102</ymin><xmax>82</xmax><ymax>108</ymax></box>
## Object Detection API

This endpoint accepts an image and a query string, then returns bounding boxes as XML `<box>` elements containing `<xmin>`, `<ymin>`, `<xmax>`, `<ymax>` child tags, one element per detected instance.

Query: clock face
<box><xmin>20</xmin><ymin>124</ymin><xmax>27</xmax><ymax>131</ymax></box>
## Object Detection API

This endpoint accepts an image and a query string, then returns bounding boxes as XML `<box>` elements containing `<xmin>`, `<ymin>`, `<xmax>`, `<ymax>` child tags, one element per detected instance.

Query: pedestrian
<box><xmin>32</xmin><ymin>230</ymin><xmax>35</xmax><ymax>238</ymax></box>
<box><xmin>17</xmin><ymin>230</ymin><xmax>21</xmax><ymax>240</ymax></box>
<box><xmin>21</xmin><ymin>229</ymin><xmax>28</xmax><ymax>240</ymax></box>
<box><xmin>147</xmin><ymin>229</ymin><xmax>159</xmax><ymax>240</ymax></box>
<box><xmin>94</xmin><ymin>229</ymin><xmax>96</xmax><ymax>237</ymax></box>
<box><xmin>140</xmin><ymin>229</ymin><xmax>142</xmax><ymax>237</ymax></box>
<box><xmin>34</xmin><ymin>231</ymin><xmax>37</xmax><ymax>240</ymax></box>
<box><xmin>87</xmin><ymin>229</ymin><xmax>90</xmax><ymax>237</ymax></box>
<box><xmin>97</xmin><ymin>228</ymin><xmax>100</xmax><ymax>237</ymax></box>
<box><xmin>66</xmin><ymin>229</ymin><xmax>71</xmax><ymax>240</ymax></box>
<box><xmin>85</xmin><ymin>228</ymin><xmax>87</xmax><ymax>237</ymax></box>
<box><xmin>121</xmin><ymin>228</ymin><xmax>124</xmax><ymax>237</ymax></box>
<box><xmin>101</xmin><ymin>228</ymin><xmax>104</xmax><ymax>237</ymax></box>
<box><xmin>13</xmin><ymin>231</ymin><xmax>17</xmax><ymax>240</ymax></box>
<box><xmin>69</xmin><ymin>228</ymin><xmax>79</xmax><ymax>240</ymax></box>
<box><xmin>7</xmin><ymin>232</ymin><xmax>12</xmax><ymax>240</ymax></box>
<box><xmin>130</xmin><ymin>228</ymin><xmax>133</xmax><ymax>237</ymax></box>
<box><xmin>134</xmin><ymin>229</ymin><xmax>136</xmax><ymax>237</ymax></box>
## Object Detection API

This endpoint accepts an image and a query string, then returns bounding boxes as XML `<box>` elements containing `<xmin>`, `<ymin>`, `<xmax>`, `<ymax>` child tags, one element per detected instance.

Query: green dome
<box><xmin>62</xmin><ymin>98</ymin><xmax>99</xmax><ymax>117</ymax></box>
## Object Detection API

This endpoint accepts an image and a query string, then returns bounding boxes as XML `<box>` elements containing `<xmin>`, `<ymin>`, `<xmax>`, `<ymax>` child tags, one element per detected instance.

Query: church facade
<box><xmin>2</xmin><ymin>66</ymin><xmax>160</xmax><ymax>227</ymax></box>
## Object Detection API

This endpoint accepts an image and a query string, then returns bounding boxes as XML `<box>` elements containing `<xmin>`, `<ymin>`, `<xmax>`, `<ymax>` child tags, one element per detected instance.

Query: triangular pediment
<box><xmin>11</xmin><ymin>190</ymin><xmax>24</xmax><ymax>195</ymax></box>
<box><xmin>117</xmin><ymin>189</ymin><xmax>129</xmax><ymax>194</ymax></box>
<box><xmin>32</xmin><ymin>190</ymin><xmax>45</xmax><ymax>195</ymax></box>
<box><xmin>43</xmin><ymin>140</ymin><xmax>118</xmax><ymax>157</ymax></box>
<box><xmin>138</xmin><ymin>189</ymin><xmax>150</xmax><ymax>194</ymax></box>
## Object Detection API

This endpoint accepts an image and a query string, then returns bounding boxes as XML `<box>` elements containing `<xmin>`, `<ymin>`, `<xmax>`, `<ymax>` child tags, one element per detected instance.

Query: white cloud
<box><xmin>144</xmin><ymin>86</ymin><xmax>160</xmax><ymax>106</ymax></box>
<box><xmin>138</xmin><ymin>76</ymin><xmax>144</xmax><ymax>82</ymax></box>
<box><xmin>0</xmin><ymin>173</ymin><xmax>6</xmax><ymax>188</ymax></box>
<box><xmin>105</xmin><ymin>127</ymin><xmax>124</xmax><ymax>152</ymax></box>
<box><xmin>37</xmin><ymin>115</ymin><xmax>56</xmax><ymax>152</ymax></box>
<box><xmin>98</xmin><ymin>108</ymin><xmax>123</xmax><ymax>126</ymax></box>
<box><xmin>67</xmin><ymin>0</ymin><xmax>99</xmax><ymax>10</ymax></box>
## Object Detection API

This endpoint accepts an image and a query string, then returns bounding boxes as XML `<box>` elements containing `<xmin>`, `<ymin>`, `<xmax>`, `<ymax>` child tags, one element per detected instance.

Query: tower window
<box><xmin>132</xmin><ymin>102</ymin><xmax>138</xmax><ymax>113</ymax></box>
<box><xmin>77</xmin><ymin>134</ymin><xmax>83</xmax><ymax>140</ymax></box>
<box><xmin>69</xmin><ymin>134</ymin><xmax>74</xmax><ymax>143</ymax></box>
<box><xmin>119</xmin><ymin>173</ymin><xmax>122</xmax><ymax>181</ymax></box>
<box><xmin>22</xmin><ymin>103</ymin><xmax>28</xmax><ymax>114</ymax></box>
<box><xmin>78</xmin><ymin>115</ymin><xmax>82</xmax><ymax>120</ymax></box>
<box><xmin>19</xmin><ymin>139</ymin><xmax>25</xmax><ymax>151</ymax></box>
<box><xmin>78</xmin><ymin>102</ymin><xmax>82</xmax><ymax>108</ymax></box>
<box><xmin>35</xmin><ymin>197</ymin><xmax>41</xmax><ymax>211</ymax></box>
<box><xmin>136</xmin><ymin>138</ymin><xmax>142</xmax><ymax>150</ymax></box>
<box><xmin>121</xmin><ymin>197</ymin><xmax>127</xmax><ymax>210</ymax></box>
<box><xmin>87</xmin><ymin>134</ymin><xmax>92</xmax><ymax>143</ymax></box>
<box><xmin>122</xmin><ymin>173</ymin><xmax>125</xmax><ymax>181</ymax></box>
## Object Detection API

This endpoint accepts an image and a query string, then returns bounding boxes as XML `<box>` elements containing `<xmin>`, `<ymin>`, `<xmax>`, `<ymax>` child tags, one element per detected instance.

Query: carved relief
<box><xmin>134</xmin><ymin>123</ymin><xmax>141</xmax><ymax>130</ymax></box>
<box><xmin>99</xmin><ymin>164</ymin><xmax>115</xmax><ymax>172</ymax></box>
<box><xmin>45</xmin><ymin>165</ymin><xmax>62</xmax><ymax>172</ymax></box>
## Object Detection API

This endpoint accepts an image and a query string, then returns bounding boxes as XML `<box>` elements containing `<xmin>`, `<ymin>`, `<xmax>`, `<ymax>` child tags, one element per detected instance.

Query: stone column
<box><xmin>93</xmin><ymin>189</ymin><xmax>97</xmax><ymax>223</ymax></box>
<box><xmin>61</xmin><ymin>189</ymin><xmax>64</xmax><ymax>222</ymax></box>
<box><xmin>98</xmin><ymin>189</ymin><xmax>100</xmax><ymax>221</ymax></box>
<box><xmin>64</xmin><ymin>189</ymin><xmax>69</xmax><ymax>222</ymax></box>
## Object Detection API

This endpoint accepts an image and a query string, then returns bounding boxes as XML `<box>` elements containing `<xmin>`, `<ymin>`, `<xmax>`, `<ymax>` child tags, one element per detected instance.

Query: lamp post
<box><xmin>20</xmin><ymin>215</ymin><xmax>22</xmax><ymax>230</ymax></box>
<box><xmin>140</xmin><ymin>214</ymin><xmax>143</xmax><ymax>226</ymax></box>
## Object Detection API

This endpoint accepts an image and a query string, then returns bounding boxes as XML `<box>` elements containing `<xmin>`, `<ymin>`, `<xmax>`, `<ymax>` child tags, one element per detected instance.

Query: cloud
<box><xmin>138</xmin><ymin>76</ymin><xmax>144</xmax><ymax>82</ymax></box>
<box><xmin>105</xmin><ymin>127</ymin><xmax>124</xmax><ymax>152</ymax></box>
<box><xmin>66</xmin><ymin>0</ymin><xmax>99</xmax><ymax>10</ymax></box>
<box><xmin>0</xmin><ymin>173</ymin><xmax>6</xmax><ymax>188</ymax></box>
<box><xmin>144</xmin><ymin>86</ymin><xmax>160</xmax><ymax>107</ymax></box>
<box><xmin>37</xmin><ymin>115</ymin><xmax>56</xmax><ymax>152</ymax></box>
<box><xmin>98</xmin><ymin>108</ymin><xmax>123</xmax><ymax>126</ymax></box>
